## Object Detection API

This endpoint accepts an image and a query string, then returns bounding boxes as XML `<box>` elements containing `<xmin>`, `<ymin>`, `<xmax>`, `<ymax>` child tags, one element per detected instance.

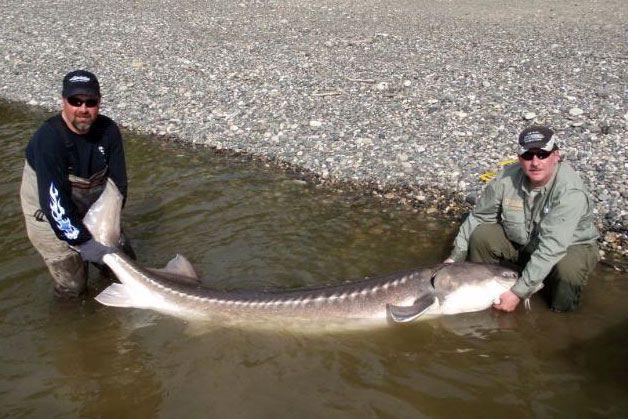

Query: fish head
<box><xmin>432</xmin><ymin>263</ymin><xmax>519</xmax><ymax>315</ymax></box>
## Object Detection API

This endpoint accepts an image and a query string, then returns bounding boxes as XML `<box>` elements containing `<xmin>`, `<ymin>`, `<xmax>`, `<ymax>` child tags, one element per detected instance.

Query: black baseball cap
<box><xmin>518</xmin><ymin>126</ymin><xmax>558</xmax><ymax>155</ymax></box>
<box><xmin>62</xmin><ymin>70</ymin><xmax>100</xmax><ymax>98</ymax></box>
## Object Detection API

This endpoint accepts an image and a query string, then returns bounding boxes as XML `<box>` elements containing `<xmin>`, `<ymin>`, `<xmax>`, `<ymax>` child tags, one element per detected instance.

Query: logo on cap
<box><xmin>522</xmin><ymin>131</ymin><xmax>546</xmax><ymax>144</ymax></box>
<box><xmin>69</xmin><ymin>75</ymin><xmax>92</xmax><ymax>83</ymax></box>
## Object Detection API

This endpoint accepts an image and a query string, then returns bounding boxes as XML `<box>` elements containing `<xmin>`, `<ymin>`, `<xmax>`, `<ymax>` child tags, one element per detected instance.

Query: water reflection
<box><xmin>44</xmin><ymin>303</ymin><xmax>164</xmax><ymax>417</ymax></box>
<box><xmin>1</xmin><ymin>99</ymin><xmax>627</xmax><ymax>418</ymax></box>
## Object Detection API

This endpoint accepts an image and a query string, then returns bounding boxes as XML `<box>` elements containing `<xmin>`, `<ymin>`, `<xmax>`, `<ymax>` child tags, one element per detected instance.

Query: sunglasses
<box><xmin>520</xmin><ymin>150</ymin><xmax>553</xmax><ymax>161</ymax></box>
<box><xmin>67</xmin><ymin>97</ymin><xmax>99</xmax><ymax>108</ymax></box>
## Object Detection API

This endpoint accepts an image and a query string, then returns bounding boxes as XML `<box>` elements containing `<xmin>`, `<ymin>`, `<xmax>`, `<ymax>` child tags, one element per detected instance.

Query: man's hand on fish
<box><xmin>492</xmin><ymin>290</ymin><xmax>520</xmax><ymax>312</ymax></box>
<box><xmin>77</xmin><ymin>238</ymin><xmax>114</xmax><ymax>264</ymax></box>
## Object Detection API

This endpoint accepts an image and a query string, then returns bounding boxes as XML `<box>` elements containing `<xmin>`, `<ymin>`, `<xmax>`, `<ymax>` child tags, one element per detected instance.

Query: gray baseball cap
<box><xmin>518</xmin><ymin>126</ymin><xmax>558</xmax><ymax>155</ymax></box>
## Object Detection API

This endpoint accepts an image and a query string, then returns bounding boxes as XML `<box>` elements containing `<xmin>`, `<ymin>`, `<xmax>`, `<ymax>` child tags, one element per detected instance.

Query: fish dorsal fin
<box><xmin>145</xmin><ymin>254</ymin><xmax>200</xmax><ymax>285</ymax></box>
<box><xmin>162</xmin><ymin>254</ymin><xmax>198</xmax><ymax>279</ymax></box>
<box><xmin>387</xmin><ymin>294</ymin><xmax>435</xmax><ymax>323</ymax></box>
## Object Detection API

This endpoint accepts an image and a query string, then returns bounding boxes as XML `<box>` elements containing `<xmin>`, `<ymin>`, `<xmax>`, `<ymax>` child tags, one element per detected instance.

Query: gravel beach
<box><xmin>1</xmin><ymin>0</ymin><xmax>626</xmax><ymax>262</ymax></box>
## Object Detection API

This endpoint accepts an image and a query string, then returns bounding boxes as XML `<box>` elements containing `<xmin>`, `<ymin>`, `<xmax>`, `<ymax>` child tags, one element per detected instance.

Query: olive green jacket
<box><xmin>449</xmin><ymin>161</ymin><xmax>599</xmax><ymax>298</ymax></box>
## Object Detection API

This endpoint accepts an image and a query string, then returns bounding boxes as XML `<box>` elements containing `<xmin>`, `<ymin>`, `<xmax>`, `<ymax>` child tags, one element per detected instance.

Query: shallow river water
<box><xmin>1</xmin><ymin>100</ymin><xmax>627</xmax><ymax>418</ymax></box>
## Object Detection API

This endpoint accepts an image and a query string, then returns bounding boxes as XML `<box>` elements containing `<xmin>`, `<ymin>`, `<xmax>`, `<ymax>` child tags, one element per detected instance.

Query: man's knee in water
<box><xmin>547</xmin><ymin>282</ymin><xmax>582</xmax><ymax>312</ymax></box>
<box><xmin>545</xmin><ymin>262</ymin><xmax>584</xmax><ymax>312</ymax></box>
<box><xmin>47</xmin><ymin>255</ymin><xmax>88</xmax><ymax>299</ymax></box>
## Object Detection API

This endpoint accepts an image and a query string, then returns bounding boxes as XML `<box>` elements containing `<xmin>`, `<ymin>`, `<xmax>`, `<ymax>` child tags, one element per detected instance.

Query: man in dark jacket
<box><xmin>20</xmin><ymin>70</ymin><xmax>133</xmax><ymax>298</ymax></box>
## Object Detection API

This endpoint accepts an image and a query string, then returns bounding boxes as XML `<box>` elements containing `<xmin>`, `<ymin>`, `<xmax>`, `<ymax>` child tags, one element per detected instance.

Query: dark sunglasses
<box><xmin>520</xmin><ymin>150</ymin><xmax>553</xmax><ymax>161</ymax></box>
<box><xmin>67</xmin><ymin>97</ymin><xmax>99</xmax><ymax>108</ymax></box>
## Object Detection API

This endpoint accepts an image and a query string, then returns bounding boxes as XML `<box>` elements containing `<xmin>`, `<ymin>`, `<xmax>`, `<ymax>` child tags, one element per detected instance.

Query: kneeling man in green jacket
<box><xmin>445</xmin><ymin>126</ymin><xmax>599</xmax><ymax>312</ymax></box>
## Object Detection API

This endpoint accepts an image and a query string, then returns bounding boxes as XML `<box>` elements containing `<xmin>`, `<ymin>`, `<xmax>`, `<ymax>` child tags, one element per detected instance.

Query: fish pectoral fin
<box><xmin>146</xmin><ymin>254</ymin><xmax>200</xmax><ymax>285</ymax></box>
<box><xmin>95</xmin><ymin>283</ymin><xmax>137</xmax><ymax>308</ymax></box>
<box><xmin>387</xmin><ymin>295</ymin><xmax>435</xmax><ymax>323</ymax></box>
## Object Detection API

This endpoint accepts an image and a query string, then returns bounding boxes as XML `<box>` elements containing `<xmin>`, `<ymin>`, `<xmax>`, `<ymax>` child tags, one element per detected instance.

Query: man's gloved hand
<box><xmin>77</xmin><ymin>239</ymin><xmax>114</xmax><ymax>264</ymax></box>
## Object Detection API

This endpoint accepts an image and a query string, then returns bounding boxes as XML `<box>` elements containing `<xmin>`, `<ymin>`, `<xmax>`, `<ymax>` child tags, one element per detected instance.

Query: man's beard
<box><xmin>72</xmin><ymin>116</ymin><xmax>94</xmax><ymax>132</ymax></box>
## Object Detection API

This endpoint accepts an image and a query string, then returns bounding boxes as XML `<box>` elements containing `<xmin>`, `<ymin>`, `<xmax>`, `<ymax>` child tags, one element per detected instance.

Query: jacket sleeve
<box><xmin>32</xmin><ymin>127</ymin><xmax>92</xmax><ymax>245</ymax></box>
<box><xmin>449</xmin><ymin>176</ymin><xmax>503</xmax><ymax>261</ymax></box>
<box><xmin>511</xmin><ymin>189</ymin><xmax>590</xmax><ymax>298</ymax></box>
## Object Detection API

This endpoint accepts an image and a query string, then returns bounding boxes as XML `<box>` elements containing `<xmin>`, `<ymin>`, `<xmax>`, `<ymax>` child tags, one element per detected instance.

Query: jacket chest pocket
<box><xmin>501</xmin><ymin>208</ymin><xmax>528</xmax><ymax>244</ymax></box>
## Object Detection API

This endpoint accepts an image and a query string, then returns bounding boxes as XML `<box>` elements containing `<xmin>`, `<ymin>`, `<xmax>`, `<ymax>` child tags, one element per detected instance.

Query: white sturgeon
<box><xmin>87</xmin><ymin>180</ymin><xmax>519</xmax><ymax>327</ymax></box>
